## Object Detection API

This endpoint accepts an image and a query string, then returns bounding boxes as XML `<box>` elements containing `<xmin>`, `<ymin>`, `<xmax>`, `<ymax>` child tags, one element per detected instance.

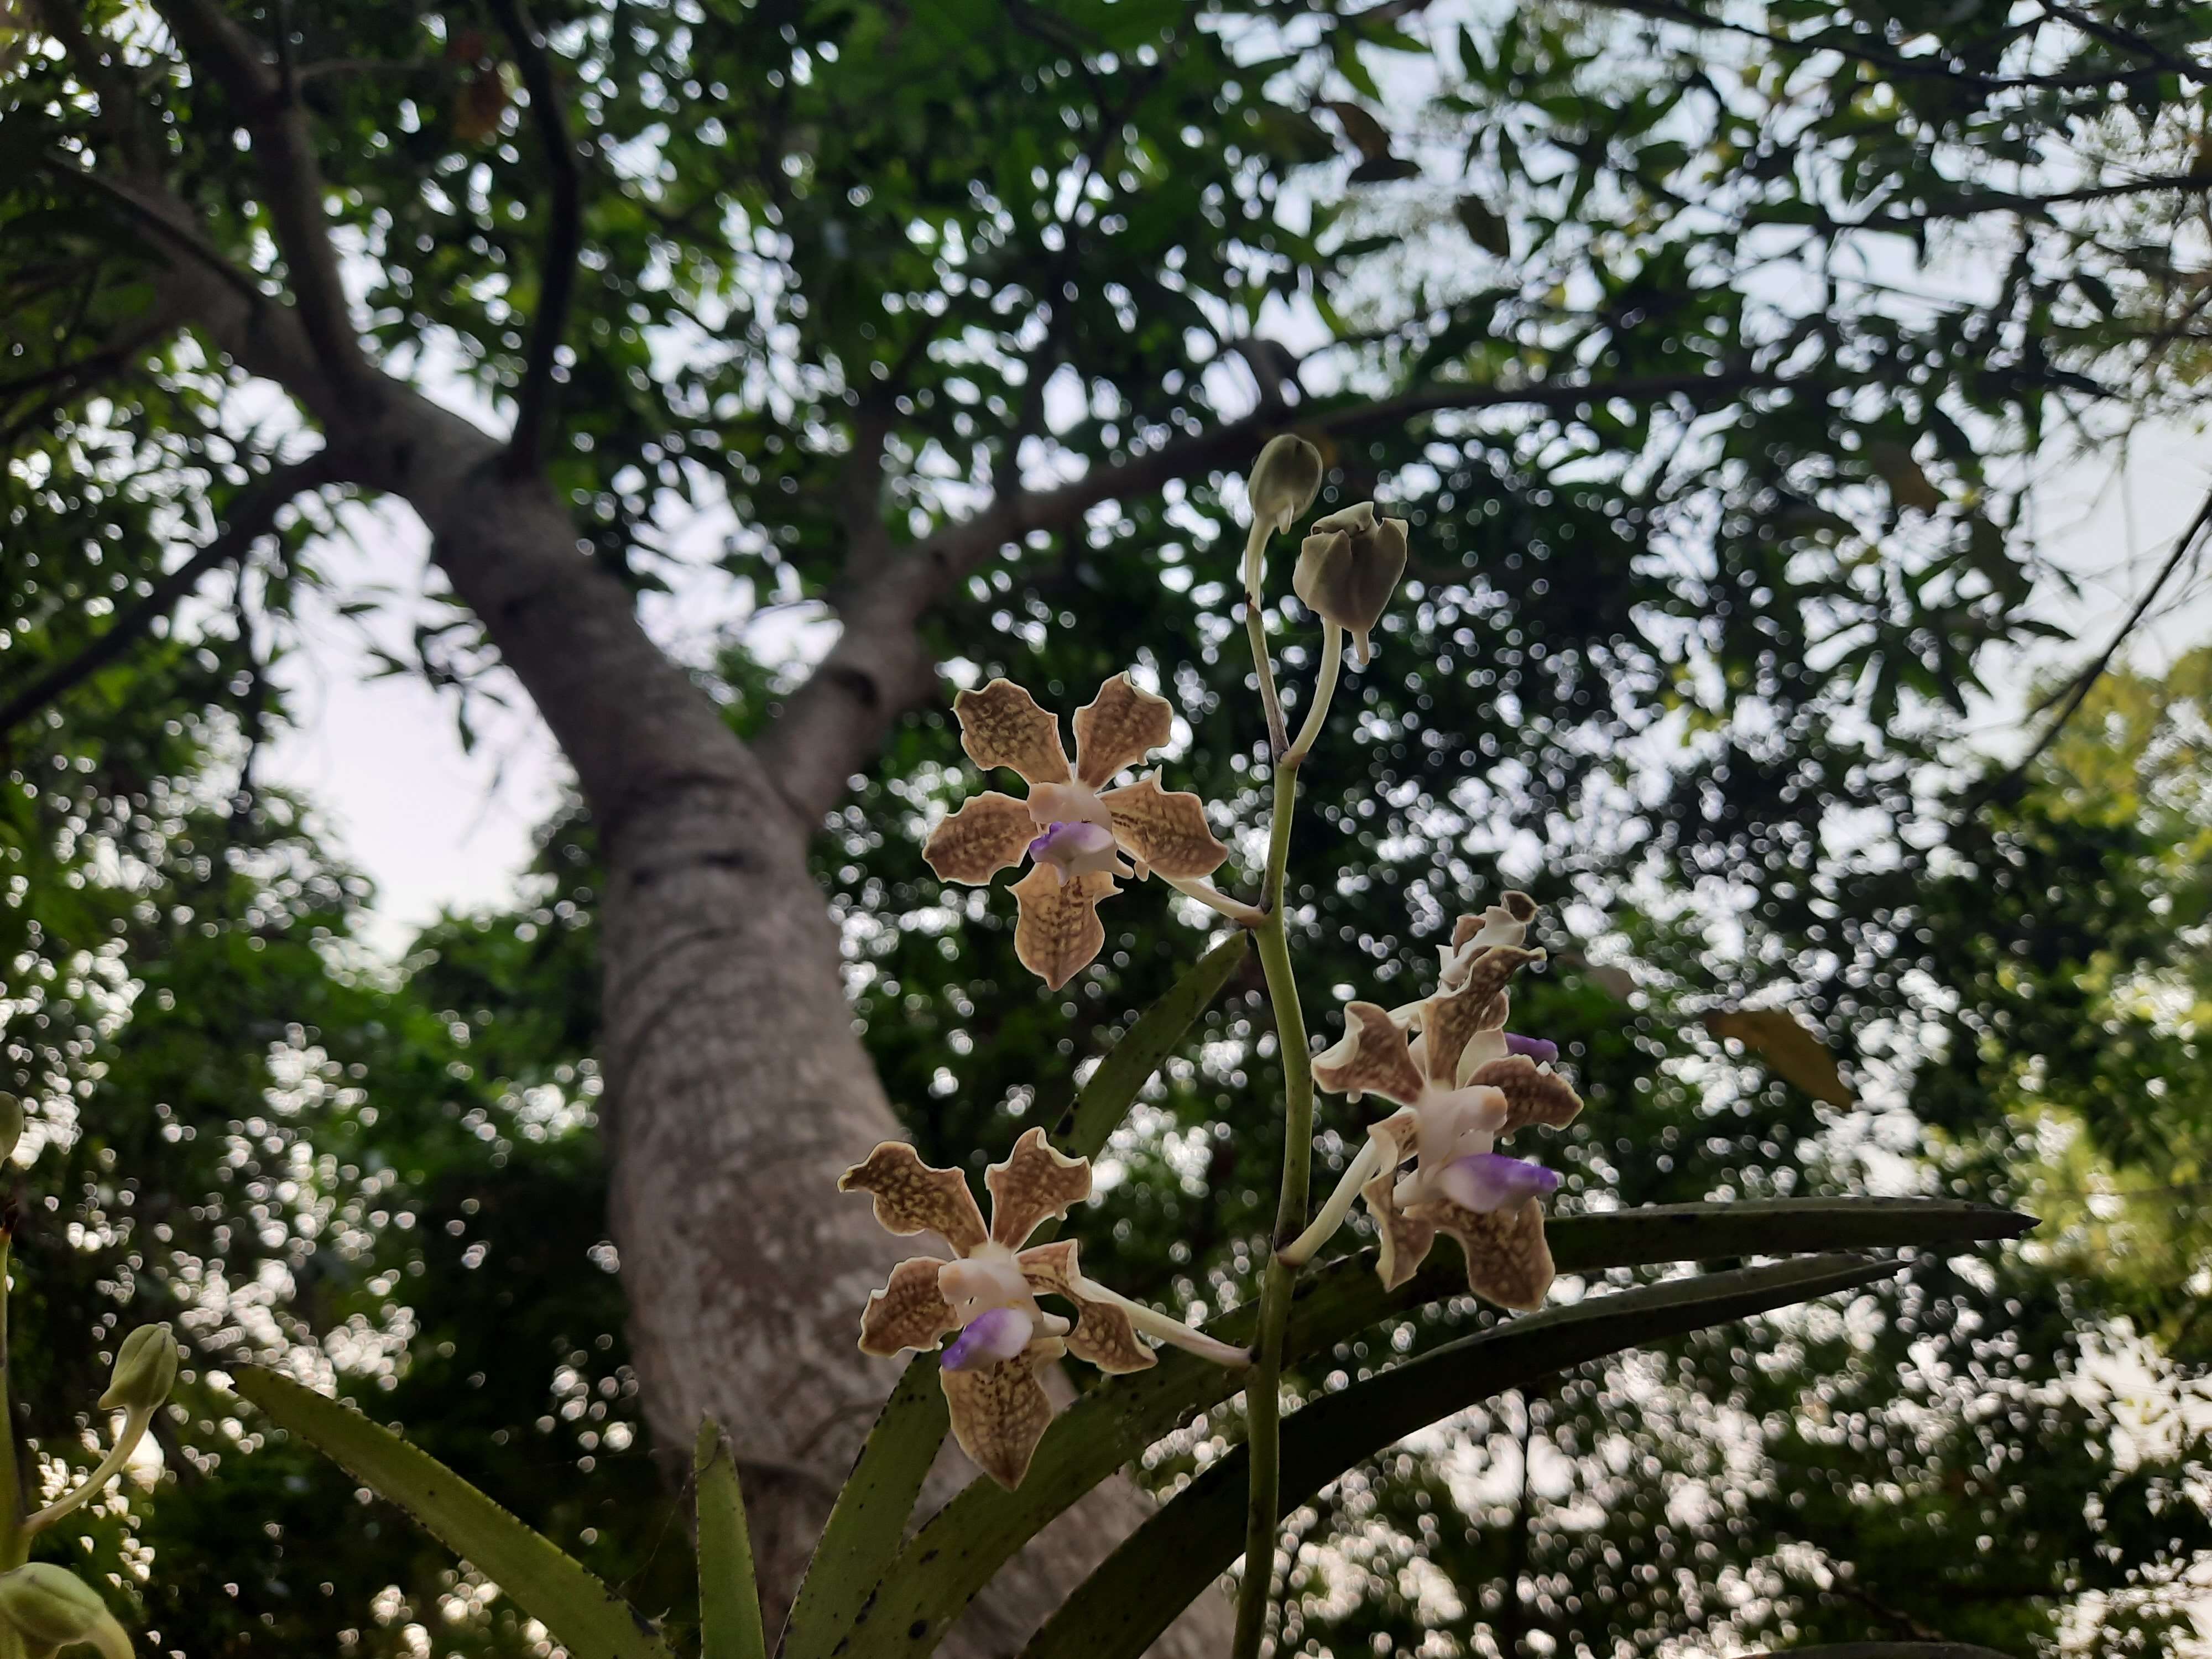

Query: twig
<box><xmin>1994</xmin><ymin>482</ymin><xmax>2212</xmax><ymax>790</ymax></box>
<box><xmin>0</xmin><ymin>456</ymin><xmax>337</xmax><ymax>737</ymax></box>
<box><xmin>487</xmin><ymin>0</ymin><xmax>582</xmax><ymax>474</ymax></box>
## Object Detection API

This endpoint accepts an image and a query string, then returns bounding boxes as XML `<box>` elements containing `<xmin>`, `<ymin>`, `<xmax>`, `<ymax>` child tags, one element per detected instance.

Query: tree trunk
<box><xmin>322</xmin><ymin>399</ymin><xmax>1229</xmax><ymax>1654</ymax></box>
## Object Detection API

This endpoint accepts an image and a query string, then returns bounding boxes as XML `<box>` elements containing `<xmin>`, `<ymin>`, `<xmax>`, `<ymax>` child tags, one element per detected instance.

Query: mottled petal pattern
<box><xmin>1469</xmin><ymin>1055</ymin><xmax>1587</xmax><ymax>1136</ymax></box>
<box><xmin>1453</xmin><ymin>944</ymin><xmax>1545</xmax><ymax>1014</ymax></box>
<box><xmin>839</xmin><ymin>1141</ymin><xmax>989</xmax><ymax>1255</ymax></box>
<box><xmin>923</xmin><ymin>791</ymin><xmax>1037</xmax><ymax>885</ymax></box>
<box><xmin>1314</xmin><ymin>1001</ymin><xmax>1427</xmax><ymax>1105</ymax></box>
<box><xmin>858</xmin><ymin>1256</ymin><xmax>962</xmax><ymax>1357</ymax></box>
<box><xmin>1414</xmin><ymin>1196</ymin><xmax>1556</xmax><ymax>1311</ymax></box>
<box><xmin>1363</xmin><ymin>1167</ymin><xmax>1437</xmax><ymax>1291</ymax></box>
<box><xmin>955</xmin><ymin>680</ymin><xmax>1072</xmax><ymax>785</ymax></box>
<box><xmin>1010</xmin><ymin>866</ymin><xmax>1116</xmax><ymax>990</ymax></box>
<box><xmin>987</xmin><ymin>1127</ymin><xmax>1092</xmax><ymax>1247</ymax></box>
<box><xmin>941</xmin><ymin>1343</ymin><xmax>1062</xmax><ymax>1489</ymax></box>
<box><xmin>1072</xmin><ymin>672</ymin><xmax>1173</xmax><ymax>787</ymax></box>
<box><xmin>1422</xmin><ymin>979</ymin><xmax>1504</xmax><ymax>1088</ymax></box>
<box><xmin>1103</xmin><ymin>776</ymin><xmax>1228</xmax><ymax>879</ymax></box>
<box><xmin>1019</xmin><ymin>1239</ymin><xmax>1158</xmax><ymax>1375</ymax></box>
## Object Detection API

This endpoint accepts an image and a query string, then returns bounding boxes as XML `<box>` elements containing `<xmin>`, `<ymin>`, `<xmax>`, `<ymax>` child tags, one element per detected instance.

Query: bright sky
<box><xmin>260</xmin><ymin>413</ymin><xmax>2212</xmax><ymax>957</ymax></box>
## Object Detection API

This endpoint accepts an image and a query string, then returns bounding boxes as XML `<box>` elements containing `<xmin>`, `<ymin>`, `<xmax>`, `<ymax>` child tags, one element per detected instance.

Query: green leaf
<box><xmin>233</xmin><ymin>1368</ymin><xmax>675</xmax><ymax>1659</ymax></box>
<box><xmin>693</xmin><ymin>1420</ymin><xmax>767</xmax><ymax>1659</ymax></box>
<box><xmin>848</xmin><ymin>1198</ymin><xmax>2029</xmax><ymax>1658</ymax></box>
<box><xmin>1454</xmin><ymin>194</ymin><xmax>1512</xmax><ymax>258</ymax></box>
<box><xmin>1052</xmin><ymin>930</ymin><xmax>1249</xmax><ymax>1161</ymax></box>
<box><xmin>1704</xmin><ymin>1007</ymin><xmax>1855</xmax><ymax>1107</ymax></box>
<box><xmin>1018</xmin><ymin>1254</ymin><xmax>1905</xmax><ymax>1659</ymax></box>
<box><xmin>779</xmin><ymin>1357</ymin><xmax>949</xmax><ymax>1659</ymax></box>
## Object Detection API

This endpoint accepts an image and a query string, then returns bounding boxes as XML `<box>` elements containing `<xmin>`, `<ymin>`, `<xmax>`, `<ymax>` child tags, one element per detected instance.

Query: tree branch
<box><xmin>153</xmin><ymin>0</ymin><xmax>372</xmax><ymax>394</ymax></box>
<box><xmin>1584</xmin><ymin>0</ymin><xmax>2202</xmax><ymax>91</ymax></box>
<box><xmin>755</xmin><ymin>362</ymin><xmax>1814</xmax><ymax>821</ymax></box>
<box><xmin>486</xmin><ymin>0</ymin><xmax>582</xmax><ymax>473</ymax></box>
<box><xmin>0</xmin><ymin>455</ymin><xmax>338</xmax><ymax>737</ymax></box>
<box><xmin>1987</xmin><ymin>479</ymin><xmax>2212</xmax><ymax>794</ymax></box>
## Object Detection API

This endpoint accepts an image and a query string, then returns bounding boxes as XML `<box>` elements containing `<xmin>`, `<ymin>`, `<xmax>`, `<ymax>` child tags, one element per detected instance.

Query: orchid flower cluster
<box><xmin>840</xmin><ymin>436</ymin><xmax>1586</xmax><ymax>1504</ymax></box>
<box><xmin>0</xmin><ymin>1098</ymin><xmax>180</xmax><ymax>1659</ymax></box>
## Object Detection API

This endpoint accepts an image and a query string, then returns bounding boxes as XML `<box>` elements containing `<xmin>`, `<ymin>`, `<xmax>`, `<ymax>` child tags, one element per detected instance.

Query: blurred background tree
<box><xmin>4</xmin><ymin>1</ymin><xmax>2212</xmax><ymax>1653</ymax></box>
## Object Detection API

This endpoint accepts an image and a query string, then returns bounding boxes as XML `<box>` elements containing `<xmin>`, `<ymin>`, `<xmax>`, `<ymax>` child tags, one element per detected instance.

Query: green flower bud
<box><xmin>98</xmin><ymin>1323</ymin><xmax>177</xmax><ymax>1414</ymax></box>
<box><xmin>1246</xmin><ymin>435</ymin><xmax>1322</xmax><ymax>536</ymax></box>
<box><xmin>0</xmin><ymin>1564</ymin><xmax>131</xmax><ymax>1659</ymax></box>
<box><xmin>1292</xmin><ymin>502</ymin><xmax>1408</xmax><ymax>665</ymax></box>
<box><xmin>0</xmin><ymin>1093</ymin><xmax>22</xmax><ymax>1165</ymax></box>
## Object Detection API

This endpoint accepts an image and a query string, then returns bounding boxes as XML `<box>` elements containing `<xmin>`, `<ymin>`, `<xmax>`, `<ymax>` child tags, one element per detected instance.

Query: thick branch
<box><xmin>486</xmin><ymin>0</ymin><xmax>583</xmax><ymax>473</ymax></box>
<box><xmin>0</xmin><ymin>455</ymin><xmax>337</xmax><ymax>737</ymax></box>
<box><xmin>154</xmin><ymin>0</ymin><xmax>372</xmax><ymax>393</ymax></box>
<box><xmin>755</xmin><ymin>362</ymin><xmax>1811</xmax><ymax>820</ymax></box>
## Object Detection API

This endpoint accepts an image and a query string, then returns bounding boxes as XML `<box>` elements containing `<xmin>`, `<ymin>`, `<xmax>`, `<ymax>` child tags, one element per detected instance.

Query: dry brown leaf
<box><xmin>1704</xmin><ymin>1008</ymin><xmax>1855</xmax><ymax>1108</ymax></box>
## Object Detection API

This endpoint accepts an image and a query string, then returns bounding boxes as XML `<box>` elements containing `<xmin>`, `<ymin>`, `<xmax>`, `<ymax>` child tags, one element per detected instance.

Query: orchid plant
<box><xmin>235</xmin><ymin>444</ymin><xmax>2033</xmax><ymax>1659</ymax></box>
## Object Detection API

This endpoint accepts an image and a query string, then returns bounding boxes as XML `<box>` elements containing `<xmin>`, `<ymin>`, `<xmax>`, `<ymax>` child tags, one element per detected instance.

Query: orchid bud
<box><xmin>1246</xmin><ymin>435</ymin><xmax>1323</xmax><ymax>535</ymax></box>
<box><xmin>98</xmin><ymin>1323</ymin><xmax>177</xmax><ymax>1414</ymax></box>
<box><xmin>0</xmin><ymin>1094</ymin><xmax>20</xmax><ymax>1165</ymax></box>
<box><xmin>1292</xmin><ymin>502</ymin><xmax>1407</xmax><ymax>664</ymax></box>
<box><xmin>0</xmin><ymin>1565</ymin><xmax>132</xmax><ymax>1659</ymax></box>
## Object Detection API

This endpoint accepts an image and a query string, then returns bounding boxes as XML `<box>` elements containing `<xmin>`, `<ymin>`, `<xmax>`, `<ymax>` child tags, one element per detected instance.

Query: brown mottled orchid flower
<box><xmin>923</xmin><ymin>673</ymin><xmax>1241</xmax><ymax>990</ymax></box>
<box><xmin>840</xmin><ymin>1128</ymin><xmax>1246</xmax><ymax>1488</ymax></box>
<box><xmin>1283</xmin><ymin>893</ymin><xmax>1584</xmax><ymax>1311</ymax></box>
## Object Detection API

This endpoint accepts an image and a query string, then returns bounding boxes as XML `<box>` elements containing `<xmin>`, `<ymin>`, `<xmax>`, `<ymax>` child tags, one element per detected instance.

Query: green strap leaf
<box><xmin>233</xmin><ymin>1368</ymin><xmax>675</xmax><ymax>1659</ymax></box>
<box><xmin>693</xmin><ymin>1420</ymin><xmax>767</xmax><ymax>1659</ymax></box>
<box><xmin>785</xmin><ymin>935</ymin><xmax>1248</xmax><ymax>1659</ymax></box>
<box><xmin>1019</xmin><ymin>1254</ymin><xmax>1903</xmax><ymax>1659</ymax></box>
<box><xmin>1053</xmin><ymin>931</ymin><xmax>1250</xmax><ymax>1160</ymax></box>
<box><xmin>848</xmin><ymin>1198</ymin><xmax>2028</xmax><ymax>1658</ymax></box>
<box><xmin>780</xmin><ymin>1356</ymin><xmax>947</xmax><ymax>1659</ymax></box>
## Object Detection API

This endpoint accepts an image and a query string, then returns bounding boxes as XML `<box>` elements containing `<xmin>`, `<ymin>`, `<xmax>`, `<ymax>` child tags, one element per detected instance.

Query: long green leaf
<box><xmin>234</xmin><ymin>1368</ymin><xmax>675</xmax><ymax>1659</ymax></box>
<box><xmin>780</xmin><ymin>1357</ymin><xmax>947</xmax><ymax>1659</ymax></box>
<box><xmin>1053</xmin><ymin>930</ymin><xmax>1249</xmax><ymax>1160</ymax></box>
<box><xmin>782</xmin><ymin>935</ymin><xmax>1249</xmax><ymax>1659</ymax></box>
<box><xmin>845</xmin><ymin>1198</ymin><xmax>2028</xmax><ymax>1658</ymax></box>
<box><xmin>694</xmin><ymin>1420</ymin><xmax>767</xmax><ymax>1659</ymax></box>
<box><xmin>1019</xmin><ymin>1254</ymin><xmax>1905</xmax><ymax>1659</ymax></box>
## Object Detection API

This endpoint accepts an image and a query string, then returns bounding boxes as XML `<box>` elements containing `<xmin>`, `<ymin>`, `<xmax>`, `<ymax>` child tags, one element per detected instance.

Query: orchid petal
<box><xmin>954</xmin><ymin>680</ymin><xmax>1072</xmax><ymax>785</ymax></box>
<box><xmin>858</xmin><ymin>1256</ymin><xmax>961</xmax><ymax>1357</ymax></box>
<box><xmin>1410</xmin><ymin>1196</ymin><xmax>1556</xmax><ymax>1311</ymax></box>
<box><xmin>1313</xmin><ymin>1001</ymin><xmax>1426</xmax><ymax>1107</ymax></box>
<box><xmin>1102</xmin><ymin>775</ymin><xmax>1228</xmax><ymax>880</ymax></box>
<box><xmin>924</xmin><ymin>791</ymin><xmax>1039</xmax><ymax>885</ymax></box>
<box><xmin>1010</xmin><ymin>865</ymin><xmax>1115</xmax><ymax>990</ymax></box>
<box><xmin>839</xmin><ymin>1142</ymin><xmax>989</xmax><ymax>1255</ymax></box>
<box><xmin>1467</xmin><ymin>1055</ymin><xmax>1586</xmax><ymax>1136</ymax></box>
<box><xmin>986</xmin><ymin>1128</ymin><xmax>1092</xmax><ymax>1248</ymax></box>
<box><xmin>1072</xmin><ymin>672</ymin><xmax>1173</xmax><ymax>788</ymax></box>
<box><xmin>1019</xmin><ymin>1239</ymin><xmax>1158</xmax><ymax>1375</ymax></box>
<box><xmin>940</xmin><ymin>1344</ymin><xmax>1061</xmax><ymax>1489</ymax></box>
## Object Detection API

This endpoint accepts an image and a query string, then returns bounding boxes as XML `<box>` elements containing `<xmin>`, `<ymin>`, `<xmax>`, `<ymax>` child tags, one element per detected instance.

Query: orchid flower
<box><xmin>923</xmin><ymin>673</ymin><xmax>1242</xmax><ymax>989</ymax></box>
<box><xmin>841</xmin><ymin>1127</ymin><xmax>1246</xmax><ymax>1488</ymax></box>
<box><xmin>1284</xmin><ymin>893</ymin><xmax>1584</xmax><ymax>1310</ymax></box>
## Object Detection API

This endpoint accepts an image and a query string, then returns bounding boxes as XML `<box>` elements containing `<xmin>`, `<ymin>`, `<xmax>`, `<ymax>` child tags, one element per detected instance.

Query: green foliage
<box><xmin>4</xmin><ymin>0</ymin><xmax>2212</xmax><ymax>1652</ymax></box>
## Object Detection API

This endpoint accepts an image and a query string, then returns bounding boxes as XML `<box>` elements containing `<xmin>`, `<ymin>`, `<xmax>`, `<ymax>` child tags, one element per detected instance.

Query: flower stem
<box><xmin>1242</xmin><ymin>520</ymin><xmax>1290</xmax><ymax>758</ymax></box>
<box><xmin>1077</xmin><ymin>1281</ymin><xmax>1251</xmax><ymax>1368</ymax></box>
<box><xmin>1277</xmin><ymin>1134</ymin><xmax>1381</xmax><ymax>1269</ymax></box>
<box><xmin>0</xmin><ymin>1233</ymin><xmax>19</xmax><ymax>1570</ymax></box>
<box><xmin>24</xmin><ymin>1407</ymin><xmax>154</xmax><ymax>1535</ymax></box>
<box><xmin>1233</xmin><ymin>734</ymin><xmax>1314</xmax><ymax>1658</ymax></box>
<box><xmin>1162</xmin><ymin>875</ymin><xmax>1269</xmax><ymax>928</ymax></box>
<box><xmin>1282</xmin><ymin>622</ymin><xmax>1344</xmax><ymax>766</ymax></box>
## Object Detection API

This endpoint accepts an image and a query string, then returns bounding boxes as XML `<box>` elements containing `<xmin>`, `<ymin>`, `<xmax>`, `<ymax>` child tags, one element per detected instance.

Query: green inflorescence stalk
<box><xmin>1231</xmin><ymin>550</ymin><xmax>1343</xmax><ymax>1659</ymax></box>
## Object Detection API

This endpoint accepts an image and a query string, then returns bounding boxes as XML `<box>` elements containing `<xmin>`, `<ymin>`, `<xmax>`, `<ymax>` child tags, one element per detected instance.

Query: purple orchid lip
<box><xmin>1505</xmin><ymin>1033</ymin><xmax>1559</xmax><ymax>1065</ymax></box>
<box><xmin>1028</xmin><ymin>820</ymin><xmax>1114</xmax><ymax>859</ymax></box>
<box><xmin>1437</xmin><ymin>1152</ymin><xmax>1562</xmax><ymax>1214</ymax></box>
<box><xmin>941</xmin><ymin>1306</ymin><xmax>1032</xmax><ymax>1372</ymax></box>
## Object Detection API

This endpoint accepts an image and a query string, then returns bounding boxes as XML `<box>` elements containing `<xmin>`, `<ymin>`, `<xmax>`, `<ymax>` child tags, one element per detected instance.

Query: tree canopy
<box><xmin>3</xmin><ymin>1</ymin><xmax>2211</xmax><ymax>1653</ymax></box>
